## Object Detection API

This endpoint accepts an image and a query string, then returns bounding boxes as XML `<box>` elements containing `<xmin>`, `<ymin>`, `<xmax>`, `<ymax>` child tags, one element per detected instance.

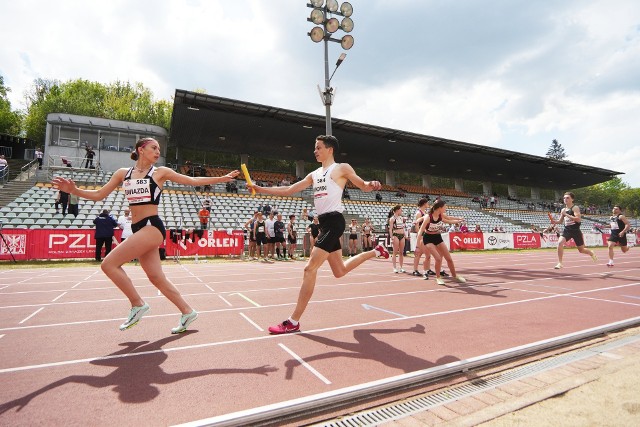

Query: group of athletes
<box><xmin>52</xmin><ymin>134</ymin><xmax>633</xmax><ymax>336</ymax></box>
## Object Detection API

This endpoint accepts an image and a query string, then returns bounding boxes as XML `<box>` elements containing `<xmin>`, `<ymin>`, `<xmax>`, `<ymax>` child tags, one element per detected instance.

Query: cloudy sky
<box><xmin>2</xmin><ymin>0</ymin><xmax>639</xmax><ymax>186</ymax></box>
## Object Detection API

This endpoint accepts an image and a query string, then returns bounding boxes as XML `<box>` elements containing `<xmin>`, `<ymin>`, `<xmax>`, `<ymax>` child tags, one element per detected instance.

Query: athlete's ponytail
<box><xmin>429</xmin><ymin>200</ymin><xmax>446</xmax><ymax>215</ymax></box>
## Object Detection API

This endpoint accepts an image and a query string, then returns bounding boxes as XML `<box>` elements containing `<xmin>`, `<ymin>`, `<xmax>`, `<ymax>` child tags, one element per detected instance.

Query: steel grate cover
<box><xmin>313</xmin><ymin>334</ymin><xmax>640</xmax><ymax>427</ymax></box>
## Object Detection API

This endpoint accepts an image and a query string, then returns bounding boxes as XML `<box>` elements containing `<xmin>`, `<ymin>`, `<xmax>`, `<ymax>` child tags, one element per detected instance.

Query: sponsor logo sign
<box><xmin>513</xmin><ymin>233</ymin><xmax>541</xmax><ymax>249</ymax></box>
<box><xmin>483</xmin><ymin>233</ymin><xmax>513</xmax><ymax>249</ymax></box>
<box><xmin>449</xmin><ymin>232</ymin><xmax>484</xmax><ymax>250</ymax></box>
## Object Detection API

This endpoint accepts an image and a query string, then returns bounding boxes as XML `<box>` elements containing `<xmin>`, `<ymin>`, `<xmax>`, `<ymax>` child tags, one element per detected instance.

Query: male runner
<box><xmin>249</xmin><ymin>135</ymin><xmax>389</xmax><ymax>334</ymax></box>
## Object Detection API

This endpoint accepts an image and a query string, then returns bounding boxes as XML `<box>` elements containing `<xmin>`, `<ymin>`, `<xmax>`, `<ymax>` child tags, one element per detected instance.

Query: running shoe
<box><xmin>454</xmin><ymin>275</ymin><xmax>466</xmax><ymax>283</ymax></box>
<box><xmin>171</xmin><ymin>310</ymin><xmax>198</xmax><ymax>334</ymax></box>
<box><xmin>268</xmin><ymin>319</ymin><xmax>300</xmax><ymax>334</ymax></box>
<box><xmin>411</xmin><ymin>271</ymin><xmax>422</xmax><ymax>276</ymax></box>
<box><xmin>554</xmin><ymin>263</ymin><xmax>563</xmax><ymax>269</ymax></box>
<box><xmin>399</xmin><ymin>268</ymin><xmax>406</xmax><ymax>273</ymax></box>
<box><xmin>374</xmin><ymin>244</ymin><xmax>390</xmax><ymax>259</ymax></box>
<box><xmin>393</xmin><ymin>268</ymin><xmax>399</xmax><ymax>273</ymax></box>
<box><xmin>426</xmin><ymin>269</ymin><xmax>436</xmax><ymax>276</ymax></box>
<box><xmin>440</xmin><ymin>271</ymin><xmax>449</xmax><ymax>277</ymax></box>
<box><xmin>591</xmin><ymin>253</ymin><xmax>598</xmax><ymax>263</ymax></box>
<box><xmin>435</xmin><ymin>277</ymin><xmax>446</xmax><ymax>285</ymax></box>
<box><xmin>606</xmin><ymin>261</ymin><xmax>614</xmax><ymax>267</ymax></box>
<box><xmin>119</xmin><ymin>303</ymin><xmax>150</xmax><ymax>331</ymax></box>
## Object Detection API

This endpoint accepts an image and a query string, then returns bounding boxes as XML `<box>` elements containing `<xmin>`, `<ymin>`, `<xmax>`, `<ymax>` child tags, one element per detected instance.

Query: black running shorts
<box><xmin>315</xmin><ymin>212</ymin><xmax>346</xmax><ymax>253</ymax></box>
<box><xmin>608</xmin><ymin>231</ymin><xmax>627</xmax><ymax>247</ymax></box>
<box><xmin>562</xmin><ymin>226</ymin><xmax>585</xmax><ymax>246</ymax></box>
<box><xmin>131</xmin><ymin>215</ymin><xmax>166</xmax><ymax>239</ymax></box>
<box><xmin>422</xmin><ymin>233</ymin><xmax>444</xmax><ymax>246</ymax></box>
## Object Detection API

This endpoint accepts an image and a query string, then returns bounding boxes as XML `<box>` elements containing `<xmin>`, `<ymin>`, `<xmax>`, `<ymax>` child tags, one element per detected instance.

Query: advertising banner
<box><xmin>449</xmin><ymin>232</ymin><xmax>484</xmax><ymax>251</ymax></box>
<box><xmin>513</xmin><ymin>232</ymin><xmax>541</xmax><ymax>249</ymax></box>
<box><xmin>0</xmin><ymin>228</ymin><xmax>243</xmax><ymax>260</ymax></box>
<box><xmin>483</xmin><ymin>233</ymin><xmax>513</xmax><ymax>250</ymax></box>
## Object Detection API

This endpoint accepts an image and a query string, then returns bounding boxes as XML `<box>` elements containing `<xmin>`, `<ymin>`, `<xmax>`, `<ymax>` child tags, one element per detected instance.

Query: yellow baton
<box><xmin>241</xmin><ymin>164</ymin><xmax>255</xmax><ymax>195</ymax></box>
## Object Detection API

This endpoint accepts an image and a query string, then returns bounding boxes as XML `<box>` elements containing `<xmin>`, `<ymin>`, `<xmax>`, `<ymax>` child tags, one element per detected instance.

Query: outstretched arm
<box><xmin>159</xmin><ymin>167</ymin><xmax>239</xmax><ymax>186</ymax></box>
<box><xmin>52</xmin><ymin>169</ymin><xmax>127</xmax><ymax>201</ymax></box>
<box><xmin>249</xmin><ymin>174</ymin><xmax>313</xmax><ymax>196</ymax></box>
<box><xmin>337</xmin><ymin>163</ymin><xmax>382</xmax><ymax>193</ymax></box>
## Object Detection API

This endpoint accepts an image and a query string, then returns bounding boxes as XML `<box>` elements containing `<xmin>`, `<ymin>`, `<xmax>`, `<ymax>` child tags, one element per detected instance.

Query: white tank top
<box><xmin>313</xmin><ymin>163</ymin><xmax>344</xmax><ymax>215</ymax></box>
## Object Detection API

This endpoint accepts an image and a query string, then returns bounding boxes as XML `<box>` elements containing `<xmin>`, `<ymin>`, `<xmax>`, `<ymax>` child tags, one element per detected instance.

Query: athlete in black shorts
<box><xmin>604</xmin><ymin>205</ymin><xmax>631</xmax><ymax>267</ymax></box>
<box><xmin>550</xmin><ymin>192</ymin><xmax>597</xmax><ymax>269</ymax></box>
<box><xmin>248</xmin><ymin>135</ymin><xmax>390</xmax><ymax>334</ymax></box>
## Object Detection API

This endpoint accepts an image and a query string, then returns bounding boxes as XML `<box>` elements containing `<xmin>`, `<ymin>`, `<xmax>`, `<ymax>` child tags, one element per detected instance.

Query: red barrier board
<box><xmin>0</xmin><ymin>228</ymin><xmax>243</xmax><ymax>260</ymax></box>
<box><xmin>513</xmin><ymin>232</ymin><xmax>541</xmax><ymax>249</ymax></box>
<box><xmin>449</xmin><ymin>232</ymin><xmax>484</xmax><ymax>250</ymax></box>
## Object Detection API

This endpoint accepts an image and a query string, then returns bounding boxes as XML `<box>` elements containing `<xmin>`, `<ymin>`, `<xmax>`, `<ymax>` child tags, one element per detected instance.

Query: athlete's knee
<box><xmin>622</xmin><ymin>246</ymin><xmax>630</xmax><ymax>253</ymax></box>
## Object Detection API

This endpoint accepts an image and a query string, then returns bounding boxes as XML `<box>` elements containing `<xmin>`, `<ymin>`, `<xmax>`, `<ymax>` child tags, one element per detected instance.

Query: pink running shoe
<box><xmin>268</xmin><ymin>320</ymin><xmax>300</xmax><ymax>334</ymax></box>
<box><xmin>374</xmin><ymin>244</ymin><xmax>390</xmax><ymax>259</ymax></box>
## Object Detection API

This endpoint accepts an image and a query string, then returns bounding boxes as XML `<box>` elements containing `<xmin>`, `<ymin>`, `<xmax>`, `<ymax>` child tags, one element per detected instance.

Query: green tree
<box><xmin>546</xmin><ymin>139</ymin><xmax>567</xmax><ymax>160</ymax></box>
<box><xmin>23</xmin><ymin>78</ymin><xmax>172</xmax><ymax>144</ymax></box>
<box><xmin>618</xmin><ymin>188</ymin><xmax>640</xmax><ymax>217</ymax></box>
<box><xmin>0</xmin><ymin>75</ymin><xmax>22</xmax><ymax>135</ymax></box>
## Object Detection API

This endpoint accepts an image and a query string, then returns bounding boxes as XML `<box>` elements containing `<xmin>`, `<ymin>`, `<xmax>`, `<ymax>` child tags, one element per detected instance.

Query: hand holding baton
<box><xmin>241</xmin><ymin>164</ymin><xmax>255</xmax><ymax>195</ymax></box>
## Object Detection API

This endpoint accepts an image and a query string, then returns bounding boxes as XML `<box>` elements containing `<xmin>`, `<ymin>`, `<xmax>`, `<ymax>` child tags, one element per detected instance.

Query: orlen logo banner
<box><xmin>449</xmin><ymin>232</ymin><xmax>484</xmax><ymax>251</ymax></box>
<box><xmin>484</xmin><ymin>233</ymin><xmax>513</xmax><ymax>249</ymax></box>
<box><xmin>165</xmin><ymin>230</ymin><xmax>244</xmax><ymax>257</ymax></box>
<box><xmin>513</xmin><ymin>233</ymin><xmax>541</xmax><ymax>249</ymax></box>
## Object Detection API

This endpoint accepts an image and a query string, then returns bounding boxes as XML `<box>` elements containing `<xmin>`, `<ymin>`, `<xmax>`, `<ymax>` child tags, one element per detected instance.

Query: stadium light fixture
<box><xmin>306</xmin><ymin>0</ymin><xmax>355</xmax><ymax>135</ymax></box>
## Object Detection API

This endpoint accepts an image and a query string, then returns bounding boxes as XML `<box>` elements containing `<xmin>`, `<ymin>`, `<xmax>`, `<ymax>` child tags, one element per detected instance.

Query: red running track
<box><xmin>0</xmin><ymin>248</ymin><xmax>639</xmax><ymax>425</ymax></box>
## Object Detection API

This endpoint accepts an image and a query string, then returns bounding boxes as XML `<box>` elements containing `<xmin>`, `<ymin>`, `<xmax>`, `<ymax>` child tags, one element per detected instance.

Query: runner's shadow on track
<box><xmin>458</xmin><ymin>267</ymin><xmax>586</xmax><ymax>284</ymax></box>
<box><xmin>437</xmin><ymin>283</ymin><xmax>508</xmax><ymax>298</ymax></box>
<box><xmin>284</xmin><ymin>325</ymin><xmax>459</xmax><ymax>379</ymax></box>
<box><xmin>0</xmin><ymin>333</ymin><xmax>278</xmax><ymax>415</ymax></box>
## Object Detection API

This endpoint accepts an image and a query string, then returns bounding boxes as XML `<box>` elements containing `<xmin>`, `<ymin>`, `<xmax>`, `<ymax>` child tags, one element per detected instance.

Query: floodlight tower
<box><xmin>307</xmin><ymin>0</ymin><xmax>354</xmax><ymax>136</ymax></box>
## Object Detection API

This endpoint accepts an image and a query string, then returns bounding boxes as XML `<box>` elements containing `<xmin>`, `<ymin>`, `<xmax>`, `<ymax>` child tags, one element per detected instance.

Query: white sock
<box><xmin>609</xmin><ymin>259</ymin><xmax>614</xmax><ymax>264</ymax></box>
<box><xmin>288</xmin><ymin>317</ymin><xmax>299</xmax><ymax>326</ymax></box>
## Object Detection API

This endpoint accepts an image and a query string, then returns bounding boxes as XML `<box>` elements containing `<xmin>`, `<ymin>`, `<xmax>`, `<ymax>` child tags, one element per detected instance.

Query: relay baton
<box><xmin>241</xmin><ymin>164</ymin><xmax>255</xmax><ymax>195</ymax></box>
<box><xmin>547</xmin><ymin>212</ymin><xmax>554</xmax><ymax>223</ymax></box>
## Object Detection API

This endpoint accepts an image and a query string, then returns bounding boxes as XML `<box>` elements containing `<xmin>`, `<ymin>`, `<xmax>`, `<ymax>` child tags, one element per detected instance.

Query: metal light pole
<box><xmin>307</xmin><ymin>1</ymin><xmax>354</xmax><ymax>136</ymax></box>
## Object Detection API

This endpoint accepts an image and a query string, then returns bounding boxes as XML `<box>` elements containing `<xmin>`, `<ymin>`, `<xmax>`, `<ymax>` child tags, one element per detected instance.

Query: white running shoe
<box><xmin>393</xmin><ymin>268</ymin><xmax>399</xmax><ymax>273</ymax></box>
<box><xmin>554</xmin><ymin>263</ymin><xmax>563</xmax><ymax>269</ymax></box>
<box><xmin>591</xmin><ymin>253</ymin><xmax>598</xmax><ymax>263</ymax></box>
<box><xmin>606</xmin><ymin>261</ymin><xmax>614</xmax><ymax>267</ymax></box>
<box><xmin>171</xmin><ymin>310</ymin><xmax>198</xmax><ymax>334</ymax></box>
<box><xmin>399</xmin><ymin>268</ymin><xmax>406</xmax><ymax>273</ymax></box>
<box><xmin>454</xmin><ymin>275</ymin><xmax>466</xmax><ymax>283</ymax></box>
<box><xmin>435</xmin><ymin>277</ymin><xmax>446</xmax><ymax>285</ymax></box>
<box><xmin>119</xmin><ymin>303</ymin><xmax>150</xmax><ymax>331</ymax></box>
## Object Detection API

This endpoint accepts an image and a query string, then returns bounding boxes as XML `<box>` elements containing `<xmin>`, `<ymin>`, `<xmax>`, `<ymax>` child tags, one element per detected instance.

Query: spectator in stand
<box><xmin>35</xmin><ymin>147</ymin><xmax>44</xmax><ymax>169</ymax></box>
<box><xmin>0</xmin><ymin>155</ymin><xmax>7</xmax><ymax>173</ymax></box>
<box><xmin>474</xmin><ymin>224</ymin><xmax>482</xmax><ymax>233</ymax></box>
<box><xmin>94</xmin><ymin>209</ymin><xmax>118</xmax><ymax>262</ymax></box>
<box><xmin>202</xmin><ymin>197</ymin><xmax>212</xmax><ymax>213</ymax></box>
<box><xmin>84</xmin><ymin>145</ymin><xmax>96</xmax><ymax>168</ymax></box>
<box><xmin>68</xmin><ymin>192</ymin><xmax>80</xmax><ymax>217</ymax></box>
<box><xmin>199</xmin><ymin>205</ymin><xmax>210</xmax><ymax>230</ymax></box>
<box><xmin>118</xmin><ymin>209</ymin><xmax>133</xmax><ymax>242</ymax></box>
<box><xmin>447</xmin><ymin>223</ymin><xmax>457</xmax><ymax>232</ymax></box>
<box><xmin>375</xmin><ymin>192</ymin><xmax>382</xmax><ymax>202</ymax></box>
<box><xmin>55</xmin><ymin>189</ymin><xmax>69</xmax><ymax>215</ymax></box>
<box><xmin>343</xmin><ymin>188</ymin><xmax>350</xmax><ymax>199</ymax></box>
<box><xmin>490</xmin><ymin>195</ymin><xmax>496</xmax><ymax>208</ymax></box>
<box><xmin>459</xmin><ymin>222</ymin><xmax>469</xmax><ymax>233</ymax></box>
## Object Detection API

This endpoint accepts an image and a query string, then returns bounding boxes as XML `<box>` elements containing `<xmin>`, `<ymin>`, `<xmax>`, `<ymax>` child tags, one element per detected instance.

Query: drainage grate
<box><xmin>313</xmin><ymin>334</ymin><xmax>640</xmax><ymax>427</ymax></box>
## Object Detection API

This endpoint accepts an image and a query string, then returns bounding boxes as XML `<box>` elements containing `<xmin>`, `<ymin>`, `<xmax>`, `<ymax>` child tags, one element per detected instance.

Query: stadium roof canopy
<box><xmin>170</xmin><ymin>90</ymin><xmax>621</xmax><ymax>189</ymax></box>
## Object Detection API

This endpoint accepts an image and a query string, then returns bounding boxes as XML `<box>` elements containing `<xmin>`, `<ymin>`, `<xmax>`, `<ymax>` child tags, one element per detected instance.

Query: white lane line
<box><xmin>229</xmin><ymin>293</ymin><xmax>261</xmax><ymax>307</ymax></box>
<box><xmin>0</xmin><ymin>285</ymin><xmax>9</xmax><ymax>291</ymax></box>
<box><xmin>0</xmin><ymin>334</ymin><xmax>5</xmax><ymax>339</ymax></box>
<box><xmin>239</xmin><ymin>312</ymin><xmax>264</xmax><ymax>331</ymax></box>
<box><xmin>3</xmin><ymin>281</ymin><xmax>640</xmax><ymax>333</ymax></box>
<box><xmin>205</xmin><ymin>285</ymin><xmax>215</xmax><ymax>292</ymax></box>
<box><xmin>623</xmin><ymin>295</ymin><xmax>640</xmax><ymax>300</ymax></box>
<box><xmin>219</xmin><ymin>295</ymin><xmax>232</xmax><ymax>306</ymax></box>
<box><xmin>19</xmin><ymin>307</ymin><xmax>45</xmax><ymax>324</ymax></box>
<box><xmin>278</xmin><ymin>343</ymin><xmax>331</xmax><ymax>385</ymax></box>
<box><xmin>51</xmin><ymin>292</ymin><xmax>67</xmax><ymax>302</ymax></box>
<box><xmin>362</xmin><ymin>304</ymin><xmax>407</xmax><ymax>318</ymax></box>
<box><xmin>72</xmin><ymin>270</ymin><xmax>101</xmax><ymax>289</ymax></box>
